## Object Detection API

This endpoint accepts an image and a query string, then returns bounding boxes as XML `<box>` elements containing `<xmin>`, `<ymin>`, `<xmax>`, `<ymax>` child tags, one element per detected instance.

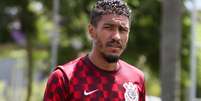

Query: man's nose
<box><xmin>112</xmin><ymin>30</ymin><xmax>120</xmax><ymax>40</ymax></box>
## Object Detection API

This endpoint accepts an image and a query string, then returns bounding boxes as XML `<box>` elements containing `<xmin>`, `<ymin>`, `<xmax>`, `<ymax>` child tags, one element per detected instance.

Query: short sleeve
<box><xmin>43</xmin><ymin>69</ymin><xmax>69</xmax><ymax>101</ymax></box>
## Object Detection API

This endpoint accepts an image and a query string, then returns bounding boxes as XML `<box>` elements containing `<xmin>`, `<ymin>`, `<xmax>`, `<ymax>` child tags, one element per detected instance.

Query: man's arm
<box><xmin>43</xmin><ymin>69</ymin><xmax>69</xmax><ymax>101</ymax></box>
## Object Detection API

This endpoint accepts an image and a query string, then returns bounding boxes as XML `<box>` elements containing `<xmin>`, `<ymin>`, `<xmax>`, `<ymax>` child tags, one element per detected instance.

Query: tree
<box><xmin>17</xmin><ymin>1</ymin><xmax>37</xmax><ymax>101</ymax></box>
<box><xmin>0</xmin><ymin>0</ymin><xmax>196</xmax><ymax>100</ymax></box>
<box><xmin>160</xmin><ymin>0</ymin><xmax>182</xmax><ymax>101</ymax></box>
<box><xmin>0</xmin><ymin>0</ymin><xmax>37</xmax><ymax>101</ymax></box>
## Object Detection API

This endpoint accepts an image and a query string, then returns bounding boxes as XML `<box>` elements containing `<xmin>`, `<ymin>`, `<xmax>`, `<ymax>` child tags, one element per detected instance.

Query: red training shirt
<box><xmin>44</xmin><ymin>56</ymin><xmax>145</xmax><ymax>101</ymax></box>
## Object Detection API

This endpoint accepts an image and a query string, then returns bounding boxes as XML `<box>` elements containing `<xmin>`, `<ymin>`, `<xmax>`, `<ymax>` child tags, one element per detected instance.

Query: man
<box><xmin>43</xmin><ymin>0</ymin><xmax>145</xmax><ymax>101</ymax></box>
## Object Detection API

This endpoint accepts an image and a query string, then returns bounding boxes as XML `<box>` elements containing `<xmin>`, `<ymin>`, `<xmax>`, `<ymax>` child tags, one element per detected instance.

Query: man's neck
<box><xmin>88</xmin><ymin>50</ymin><xmax>118</xmax><ymax>71</ymax></box>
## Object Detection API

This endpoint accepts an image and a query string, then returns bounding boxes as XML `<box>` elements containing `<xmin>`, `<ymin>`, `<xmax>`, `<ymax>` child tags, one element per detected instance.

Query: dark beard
<box><xmin>96</xmin><ymin>38</ymin><xmax>125</xmax><ymax>63</ymax></box>
<box><xmin>102</xmin><ymin>53</ymin><xmax>119</xmax><ymax>63</ymax></box>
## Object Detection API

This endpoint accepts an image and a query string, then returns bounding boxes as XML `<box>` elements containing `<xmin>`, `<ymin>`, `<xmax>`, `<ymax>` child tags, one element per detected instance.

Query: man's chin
<box><xmin>102</xmin><ymin>53</ymin><xmax>120</xmax><ymax>63</ymax></box>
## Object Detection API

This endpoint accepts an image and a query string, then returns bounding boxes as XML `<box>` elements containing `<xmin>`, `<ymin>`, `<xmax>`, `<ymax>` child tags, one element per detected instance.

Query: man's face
<box><xmin>89</xmin><ymin>14</ymin><xmax>130</xmax><ymax>63</ymax></box>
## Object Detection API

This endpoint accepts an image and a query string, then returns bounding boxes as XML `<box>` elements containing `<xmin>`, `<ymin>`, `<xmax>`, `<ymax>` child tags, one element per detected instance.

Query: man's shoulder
<box><xmin>62</xmin><ymin>56</ymin><xmax>83</xmax><ymax>68</ymax></box>
<box><xmin>55</xmin><ymin>56</ymin><xmax>85</xmax><ymax>79</ymax></box>
<box><xmin>119</xmin><ymin>60</ymin><xmax>144</xmax><ymax>77</ymax></box>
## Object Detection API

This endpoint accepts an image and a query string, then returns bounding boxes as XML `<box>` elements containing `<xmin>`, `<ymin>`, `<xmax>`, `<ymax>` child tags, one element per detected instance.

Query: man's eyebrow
<box><xmin>103</xmin><ymin>23</ymin><xmax>114</xmax><ymax>26</ymax></box>
<box><xmin>103</xmin><ymin>21</ymin><xmax>127</xmax><ymax>26</ymax></box>
<box><xmin>103</xmin><ymin>22</ymin><xmax>129</xmax><ymax>31</ymax></box>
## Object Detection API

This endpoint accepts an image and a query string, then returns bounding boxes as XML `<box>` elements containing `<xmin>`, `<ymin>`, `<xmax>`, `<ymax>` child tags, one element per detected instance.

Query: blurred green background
<box><xmin>0</xmin><ymin>0</ymin><xmax>200</xmax><ymax>101</ymax></box>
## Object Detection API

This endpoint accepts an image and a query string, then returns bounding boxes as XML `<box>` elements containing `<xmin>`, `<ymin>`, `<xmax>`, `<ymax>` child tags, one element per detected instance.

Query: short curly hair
<box><xmin>90</xmin><ymin>0</ymin><xmax>132</xmax><ymax>27</ymax></box>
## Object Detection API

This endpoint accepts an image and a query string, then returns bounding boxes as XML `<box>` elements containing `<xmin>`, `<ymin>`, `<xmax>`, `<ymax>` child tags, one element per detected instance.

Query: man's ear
<box><xmin>88</xmin><ymin>24</ymin><xmax>97</xmax><ymax>39</ymax></box>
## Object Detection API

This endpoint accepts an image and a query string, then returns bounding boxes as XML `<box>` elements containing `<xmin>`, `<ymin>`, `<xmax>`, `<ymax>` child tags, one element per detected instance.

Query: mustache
<box><xmin>106</xmin><ymin>39</ymin><xmax>123</xmax><ymax>49</ymax></box>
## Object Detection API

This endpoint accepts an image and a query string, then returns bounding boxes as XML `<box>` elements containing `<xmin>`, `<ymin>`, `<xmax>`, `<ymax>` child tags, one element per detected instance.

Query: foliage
<box><xmin>0</xmin><ymin>0</ymin><xmax>200</xmax><ymax>100</ymax></box>
<box><xmin>196</xmin><ymin>12</ymin><xmax>201</xmax><ymax>97</ymax></box>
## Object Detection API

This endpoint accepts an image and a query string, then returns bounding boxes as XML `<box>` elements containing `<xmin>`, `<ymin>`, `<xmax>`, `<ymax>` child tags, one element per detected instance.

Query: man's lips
<box><xmin>106</xmin><ymin>39</ymin><xmax>123</xmax><ymax>50</ymax></box>
<box><xmin>106</xmin><ymin>43</ymin><xmax>122</xmax><ymax>49</ymax></box>
<box><xmin>108</xmin><ymin>46</ymin><xmax>121</xmax><ymax>50</ymax></box>
<box><xmin>107</xmin><ymin>45</ymin><xmax>122</xmax><ymax>53</ymax></box>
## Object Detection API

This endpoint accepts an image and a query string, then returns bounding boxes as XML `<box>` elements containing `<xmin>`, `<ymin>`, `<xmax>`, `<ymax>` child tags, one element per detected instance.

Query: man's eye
<box><xmin>119</xmin><ymin>27</ymin><xmax>128</xmax><ymax>33</ymax></box>
<box><xmin>104</xmin><ymin>26</ymin><xmax>112</xmax><ymax>30</ymax></box>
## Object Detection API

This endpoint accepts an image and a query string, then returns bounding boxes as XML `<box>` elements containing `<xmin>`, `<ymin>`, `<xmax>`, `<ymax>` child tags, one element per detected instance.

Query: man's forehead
<box><xmin>100</xmin><ymin>14</ymin><xmax>129</xmax><ymax>26</ymax></box>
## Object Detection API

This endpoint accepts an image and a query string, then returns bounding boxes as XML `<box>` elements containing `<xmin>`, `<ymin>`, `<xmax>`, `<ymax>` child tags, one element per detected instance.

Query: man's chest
<box><xmin>68</xmin><ymin>70</ymin><xmax>141</xmax><ymax>101</ymax></box>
